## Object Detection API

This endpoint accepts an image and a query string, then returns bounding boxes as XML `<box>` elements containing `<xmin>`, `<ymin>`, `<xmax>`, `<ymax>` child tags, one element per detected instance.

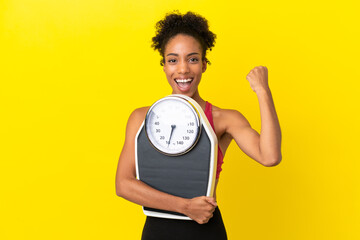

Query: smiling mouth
<box><xmin>174</xmin><ymin>78</ymin><xmax>193</xmax><ymax>91</ymax></box>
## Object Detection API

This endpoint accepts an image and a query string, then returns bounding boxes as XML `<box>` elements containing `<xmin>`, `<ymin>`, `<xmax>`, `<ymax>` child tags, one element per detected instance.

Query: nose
<box><xmin>177</xmin><ymin>60</ymin><xmax>190</xmax><ymax>74</ymax></box>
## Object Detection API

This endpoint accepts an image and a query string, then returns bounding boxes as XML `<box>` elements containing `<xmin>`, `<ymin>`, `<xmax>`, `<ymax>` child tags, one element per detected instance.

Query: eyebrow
<box><xmin>166</xmin><ymin>52</ymin><xmax>200</xmax><ymax>57</ymax></box>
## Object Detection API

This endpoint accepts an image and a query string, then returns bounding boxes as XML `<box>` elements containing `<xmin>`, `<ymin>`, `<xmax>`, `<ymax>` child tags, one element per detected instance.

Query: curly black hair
<box><xmin>151</xmin><ymin>11</ymin><xmax>217</xmax><ymax>66</ymax></box>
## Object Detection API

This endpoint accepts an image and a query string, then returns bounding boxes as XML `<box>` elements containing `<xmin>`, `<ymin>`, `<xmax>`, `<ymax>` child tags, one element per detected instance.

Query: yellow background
<box><xmin>1</xmin><ymin>0</ymin><xmax>359</xmax><ymax>239</ymax></box>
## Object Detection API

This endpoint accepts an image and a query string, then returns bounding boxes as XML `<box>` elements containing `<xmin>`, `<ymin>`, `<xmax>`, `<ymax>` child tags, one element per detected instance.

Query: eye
<box><xmin>189</xmin><ymin>57</ymin><xmax>199</xmax><ymax>63</ymax></box>
<box><xmin>167</xmin><ymin>59</ymin><xmax>177</xmax><ymax>63</ymax></box>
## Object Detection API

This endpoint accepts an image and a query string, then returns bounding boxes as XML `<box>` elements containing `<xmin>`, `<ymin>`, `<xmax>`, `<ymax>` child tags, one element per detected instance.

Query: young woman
<box><xmin>116</xmin><ymin>11</ymin><xmax>282</xmax><ymax>240</ymax></box>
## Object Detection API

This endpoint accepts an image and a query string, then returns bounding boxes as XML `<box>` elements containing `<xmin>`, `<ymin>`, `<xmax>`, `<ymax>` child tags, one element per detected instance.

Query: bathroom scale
<box><xmin>135</xmin><ymin>94</ymin><xmax>218</xmax><ymax>220</ymax></box>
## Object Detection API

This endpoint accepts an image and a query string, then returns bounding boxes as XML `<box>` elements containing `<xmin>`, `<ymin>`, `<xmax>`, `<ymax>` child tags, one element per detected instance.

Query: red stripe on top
<box><xmin>204</xmin><ymin>101</ymin><xmax>224</xmax><ymax>179</ymax></box>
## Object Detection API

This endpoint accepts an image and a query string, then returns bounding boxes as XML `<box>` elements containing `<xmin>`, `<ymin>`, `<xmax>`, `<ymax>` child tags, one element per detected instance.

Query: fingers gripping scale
<box><xmin>135</xmin><ymin>94</ymin><xmax>218</xmax><ymax>220</ymax></box>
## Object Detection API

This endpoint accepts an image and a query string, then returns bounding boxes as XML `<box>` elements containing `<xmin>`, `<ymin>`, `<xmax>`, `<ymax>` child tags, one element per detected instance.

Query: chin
<box><xmin>172</xmin><ymin>90</ymin><xmax>195</xmax><ymax>98</ymax></box>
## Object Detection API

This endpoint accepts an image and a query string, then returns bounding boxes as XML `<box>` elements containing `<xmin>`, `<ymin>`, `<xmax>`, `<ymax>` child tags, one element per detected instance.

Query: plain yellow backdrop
<box><xmin>1</xmin><ymin>0</ymin><xmax>359</xmax><ymax>239</ymax></box>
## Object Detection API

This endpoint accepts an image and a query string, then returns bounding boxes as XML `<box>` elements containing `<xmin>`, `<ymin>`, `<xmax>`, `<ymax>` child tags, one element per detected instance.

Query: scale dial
<box><xmin>145</xmin><ymin>96</ymin><xmax>201</xmax><ymax>156</ymax></box>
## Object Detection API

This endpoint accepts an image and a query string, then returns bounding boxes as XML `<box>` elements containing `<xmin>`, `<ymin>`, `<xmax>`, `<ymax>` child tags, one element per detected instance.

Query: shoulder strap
<box><xmin>204</xmin><ymin>101</ymin><xmax>215</xmax><ymax>130</ymax></box>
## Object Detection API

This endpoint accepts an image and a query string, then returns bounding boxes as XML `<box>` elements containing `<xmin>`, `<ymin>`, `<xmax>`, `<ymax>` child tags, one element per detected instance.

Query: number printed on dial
<box><xmin>145</xmin><ymin>97</ymin><xmax>201</xmax><ymax>155</ymax></box>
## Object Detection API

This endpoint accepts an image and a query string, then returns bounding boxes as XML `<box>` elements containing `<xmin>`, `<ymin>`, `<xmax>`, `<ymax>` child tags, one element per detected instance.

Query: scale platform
<box><xmin>135</xmin><ymin>94</ymin><xmax>218</xmax><ymax>220</ymax></box>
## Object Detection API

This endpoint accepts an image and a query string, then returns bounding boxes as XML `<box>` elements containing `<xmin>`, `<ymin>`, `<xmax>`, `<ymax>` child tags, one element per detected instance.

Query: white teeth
<box><xmin>175</xmin><ymin>78</ymin><xmax>192</xmax><ymax>83</ymax></box>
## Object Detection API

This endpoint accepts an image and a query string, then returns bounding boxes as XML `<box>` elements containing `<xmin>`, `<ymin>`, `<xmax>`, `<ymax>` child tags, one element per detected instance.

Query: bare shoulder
<box><xmin>211</xmin><ymin>105</ymin><xmax>250</xmax><ymax>129</ymax></box>
<box><xmin>129</xmin><ymin>106</ymin><xmax>150</xmax><ymax>121</ymax></box>
<box><xmin>125</xmin><ymin>106</ymin><xmax>150</xmax><ymax>134</ymax></box>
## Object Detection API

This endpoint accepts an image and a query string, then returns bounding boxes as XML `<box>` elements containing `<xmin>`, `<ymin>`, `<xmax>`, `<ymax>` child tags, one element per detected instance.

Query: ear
<box><xmin>202</xmin><ymin>60</ymin><xmax>207</xmax><ymax>73</ymax></box>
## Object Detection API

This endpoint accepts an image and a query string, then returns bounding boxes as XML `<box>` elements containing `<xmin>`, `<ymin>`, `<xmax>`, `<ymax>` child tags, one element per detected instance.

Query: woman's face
<box><xmin>163</xmin><ymin>34</ymin><xmax>207</xmax><ymax>97</ymax></box>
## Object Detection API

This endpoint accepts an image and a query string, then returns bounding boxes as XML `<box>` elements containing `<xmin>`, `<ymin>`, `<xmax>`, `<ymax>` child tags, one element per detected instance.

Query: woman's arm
<box><xmin>225</xmin><ymin>66</ymin><xmax>282</xmax><ymax>166</ymax></box>
<box><xmin>115</xmin><ymin>108</ymin><xmax>217</xmax><ymax>224</ymax></box>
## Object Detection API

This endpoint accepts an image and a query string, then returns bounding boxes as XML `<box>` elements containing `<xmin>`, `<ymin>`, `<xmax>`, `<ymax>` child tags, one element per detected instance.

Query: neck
<box><xmin>173</xmin><ymin>90</ymin><xmax>206</xmax><ymax>111</ymax></box>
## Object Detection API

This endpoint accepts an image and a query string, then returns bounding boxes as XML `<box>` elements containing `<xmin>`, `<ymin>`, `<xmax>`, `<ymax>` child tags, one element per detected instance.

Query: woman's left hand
<box><xmin>246</xmin><ymin>66</ymin><xmax>269</xmax><ymax>93</ymax></box>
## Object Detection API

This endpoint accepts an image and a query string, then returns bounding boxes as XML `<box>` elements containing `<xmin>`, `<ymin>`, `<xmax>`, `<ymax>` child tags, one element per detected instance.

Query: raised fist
<box><xmin>246</xmin><ymin>66</ymin><xmax>269</xmax><ymax>93</ymax></box>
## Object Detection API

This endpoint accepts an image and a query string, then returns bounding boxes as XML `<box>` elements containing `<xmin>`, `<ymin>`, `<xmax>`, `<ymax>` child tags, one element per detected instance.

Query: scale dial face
<box><xmin>145</xmin><ymin>96</ymin><xmax>201</xmax><ymax>156</ymax></box>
